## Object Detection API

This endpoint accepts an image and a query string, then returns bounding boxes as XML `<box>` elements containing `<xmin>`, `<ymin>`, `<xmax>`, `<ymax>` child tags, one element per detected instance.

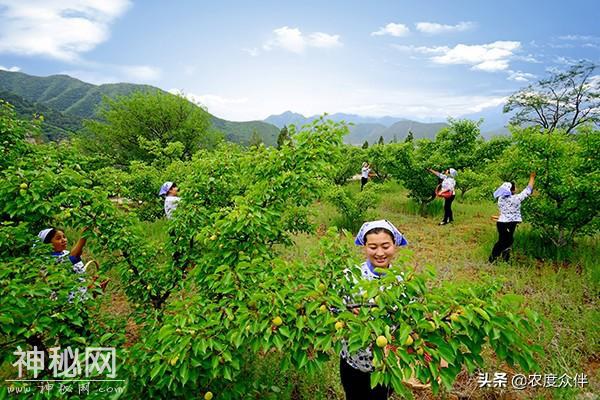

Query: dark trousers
<box><xmin>443</xmin><ymin>195</ymin><xmax>455</xmax><ymax>223</ymax></box>
<box><xmin>360</xmin><ymin>177</ymin><xmax>368</xmax><ymax>191</ymax></box>
<box><xmin>340</xmin><ymin>357</ymin><xmax>390</xmax><ymax>400</ymax></box>
<box><xmin>490</xmin><ymin>221</ymin><xmax>518</xmax><ymax>262</ymax></box>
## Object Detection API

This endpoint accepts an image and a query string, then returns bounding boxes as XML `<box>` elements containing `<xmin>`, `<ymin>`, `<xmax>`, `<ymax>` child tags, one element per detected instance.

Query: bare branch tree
<box><xmin>504</xmin><ymin>60</ymin><xmax>600</xmax><ymax>133</ymax></box>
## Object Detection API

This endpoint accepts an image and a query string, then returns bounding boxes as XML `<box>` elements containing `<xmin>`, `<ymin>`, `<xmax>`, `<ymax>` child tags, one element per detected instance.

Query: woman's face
<box><xmin>168</xmin><ymin>186</ymin><xmax>178</xmax><ymax>196</ymax></box>
<box><xmin>364</xmin><ymin>231</ymin><xmax>397</xmax><ymax>268</ymax></box>
<box><xmin>50</xmin><ymin>230</ymin><xmax>67</xmax><ymax>252</ymax></box>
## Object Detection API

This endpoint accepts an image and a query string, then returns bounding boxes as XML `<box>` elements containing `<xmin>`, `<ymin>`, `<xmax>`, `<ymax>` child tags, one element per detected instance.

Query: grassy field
<box><xmin>72</xmin><ymin>180</ymin><xmax>599</xmax><ymax>399</ymax></box>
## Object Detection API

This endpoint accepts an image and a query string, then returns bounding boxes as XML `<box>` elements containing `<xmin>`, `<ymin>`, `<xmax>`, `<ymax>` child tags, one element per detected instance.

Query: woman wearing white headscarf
<box><xmin>427</xmin><ymin>168</ymin><xmax>457</xmax><ymax>225</ymax></box>
<box><xmin>489</xmin><ymin>172</ymin><xmax>536</xmax><ymax>263</ymax></box>
<box><xmin>159</xmin><ymin>181</ymin><xmax>181</xmax><ymax>219</ymax></box>
<box><xmin>339</xmin><ymin>219</ymin><xmax>407</xmax><ymax>400</ymax></box>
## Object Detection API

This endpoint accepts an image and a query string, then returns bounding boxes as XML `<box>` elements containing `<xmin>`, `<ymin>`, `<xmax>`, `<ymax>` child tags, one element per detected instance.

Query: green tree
<box><xmin>81</xmin><ymin>90</ymin><xmax>221</xmax><ymax>163</ymax></box>
<box><xmin>361</xmin><ymin>140</ymin><xmax>369</xmax><ymax>149</ymax></box>
<box><xmin>248</xmin><ymin>129</ymin><xmax>263</xmax><ymax>147</ymax></box>
<box><xmin>431</xmin><ymin>118</ymin><xmax>482</xmax><ymax>170</ymax></box>
<box><xmin>404</xmin><ymin>130</ymin><xmax>414</xmax><ymax>143</ymax></box>
<box><xmin>332</xmin><ymin>145</ymin><xmax>365</xmax><ymax>185</ymax></box>
<box><xmin>377</xmin><ymin>135</ymin><xmax>385</xmax><ymax>145</ymax></box>
<box><xmin>498</xmin><ymin>127</ymin><xmax>600</xmax><ymax>247</ymax></box>
<box><xmin>504</xmin><ymin>60</ymin><xmax>600</xmax><ymax>134</ymax></box>
<box><xmin>276</xmin><ymin>125</ymin><xmax>292</xmax><ymax>148</ymax></box>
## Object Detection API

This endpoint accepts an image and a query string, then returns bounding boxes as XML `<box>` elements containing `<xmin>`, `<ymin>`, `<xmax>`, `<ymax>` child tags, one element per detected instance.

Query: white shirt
<box><xmin>164</xmin><ymin>196</ymin><xmax>181</xmax><ymax>219</ymax></box>
<box><xmin>497</xmin><ymin>186</ymin><xmax>532</xmax><ymax>222</ymax></box>
<box><xmin>361</xmin><ymin>167</ymin><xmax>370</xmax><ymax>179</ymax></box>
<box><xmin>436</xmin><ymin>172</ymin><xmax>456</xmax><ymax>195</ymax></box>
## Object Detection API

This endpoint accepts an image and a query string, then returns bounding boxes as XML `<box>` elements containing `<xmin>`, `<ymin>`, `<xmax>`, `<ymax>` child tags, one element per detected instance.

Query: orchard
<box><xmin>0</xmin><ymin>85</ymin><xmax>598</xmax><ymax>400</ymax></box>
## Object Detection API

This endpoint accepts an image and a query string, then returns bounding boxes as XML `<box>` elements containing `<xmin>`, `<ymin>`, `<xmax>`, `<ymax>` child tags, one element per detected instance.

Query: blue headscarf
<box><xmin>354</xmin><ymin>219</ymin><xmax>408</xmax><ymax>247</ymax></box>
<box><xmin>493</xmin><ymin>182</ymin><xmax>513</xmax><ymax>199</ymax></box>
<box><xmin>159</xmin><ymin>181</ymin><xmax>174</xmax><ymax>196</ymax></box>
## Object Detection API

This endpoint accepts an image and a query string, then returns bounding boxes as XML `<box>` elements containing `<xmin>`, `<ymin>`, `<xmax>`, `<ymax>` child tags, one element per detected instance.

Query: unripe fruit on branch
<box><xmin>376</xmin><ymin>336</ymin><xmax>388</xmax><ymax>348</ymax></box>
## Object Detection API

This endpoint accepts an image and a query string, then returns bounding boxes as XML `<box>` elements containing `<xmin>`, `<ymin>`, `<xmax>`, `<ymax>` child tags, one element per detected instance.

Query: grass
<box><xmin>60</xmin><ymin>181</ymin><xmax>600</xmax><ymax>399</ymax></box>
<box><xmin>279</xmin><ymin>181</ymin><xmax>599</xmax><ymax>399</ymax></box>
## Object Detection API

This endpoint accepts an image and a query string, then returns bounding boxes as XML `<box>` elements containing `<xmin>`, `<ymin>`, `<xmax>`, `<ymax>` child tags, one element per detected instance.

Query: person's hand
<box><xmin>491</xmin><ymin>215</ymin><xmax>499</xmax><ymax>221</ymax></box>
<box><xmin>530</xmin><ymin>172</ymin><xmax>536</xmax><ymax>178</ymax></box>
<box><xmin>352</xmin><ymin>307</ymin><xmax>360</xmax><ymax>315</ymax></box>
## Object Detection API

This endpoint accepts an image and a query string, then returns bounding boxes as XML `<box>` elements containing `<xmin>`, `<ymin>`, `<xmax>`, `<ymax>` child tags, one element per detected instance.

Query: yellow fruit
<box><xmin>416</xmin><ymin>347</ymin><xmax>424</xmax><ymax>356</ymax></box>
<box><xmin>335</xmin><ymin>321</ymin><xmax>344</xmax><ymax>331</ymax></box>
<box><xmin>19</xmin><ymin>183</ymin><xmax>28</xmax><ymax>189</ymax></box>
<box><xmin>218</xmin><ymin>244</ymin><xmax>223</xmax><ymax>249</ymax></box>
<box><xmin>210</xmin><ymin>235</ymin><xmax>217</xmax><ymax>241</ymax></box>
<box><xmin>19</xmin><ymin>189</ymin><xmax>27</xmax><ymax>195</ymax></box>
<box><xmin>376</xmin><ymin>335</ymin><xmax>388</xmax><ymax>348</ymax></box>
<box><xmin>169</xmin><ymin>356</ymin><xmax>178</xmax><ymax>366</ymax></box>
<box><xmin>272</xmin><ymin>316</ymin><xmax>283</xmax><ymax>326</ymax></box>
<box><xmin>204</xmin><ymin>392</ymin><xmax>213</xmax><ymax>400</ymax></box>
<box><xmin>128</xmin><ymin>269</ymin><xmax>134</xmax><ymax>274</ymax></box>
<box><xmin>146</xmin><ymin>284</ymin><xmax>152</xmax><ymax>290</ymax></box>
<box><xmin>404</xmin><ymin>335</ymin><xmax>414</xmax><ymax>346</ymax></box>
<box><xmin>319</xmin><ymin>304</ymin><xmax>327</xmax><ymax>313</ymax></box>
<box><xmin>318</xmin><ymin>283</ymin><xmax>326</xmax><ymax>291</ymax></box>
<box><xmin>450</xmin><ymin>313</ymin><xmax>460</xmax><ymax>322</ymax></box>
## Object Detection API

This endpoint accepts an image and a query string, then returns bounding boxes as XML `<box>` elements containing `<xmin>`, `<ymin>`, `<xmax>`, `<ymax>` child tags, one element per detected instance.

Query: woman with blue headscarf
<box><xmin>427</xmin><ymin>168</ymin><xmax>457</xmax><ymax>225</ymax></box>
<box><xmin>489</xmin><ymin>172</ymin><xmax>536</xmax><ymax>263</ymax></box>
<box><xmin>339</xmin><ymin>219</ymin><xmax>407</xmax><ymax>400</ymax></box>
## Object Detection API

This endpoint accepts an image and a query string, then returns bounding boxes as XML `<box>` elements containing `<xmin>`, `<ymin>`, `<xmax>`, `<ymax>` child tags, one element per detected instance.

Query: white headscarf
<box><xmin>448</xmin><ymin>168</ymin><xmax>457</xmax><ymax>177</ymax></box>
<box><xmin>354</xmin><ymin>219</ymin><xmax>408</xmax><ymax>247</ymax></box>
<box><xmin>38</xmin><ymin>228</ymin><xmax>54</xmax><ymax>243</ymax></box>
<box><xmin>159</xmin><ymin>181</ymin><xmax>174</xmax><ymax>196</ymax></box>
<box><xmin>494</xmin><ymin>182</ymin><xmax>513</xmax><ymax>199</ymax></box>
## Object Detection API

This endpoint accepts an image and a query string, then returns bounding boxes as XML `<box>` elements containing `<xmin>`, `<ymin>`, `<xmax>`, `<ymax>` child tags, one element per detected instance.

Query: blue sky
<box><xmin>0</xmin><ymin>0</ymin><xmax>599</xmax><ymax>122</ymax></box>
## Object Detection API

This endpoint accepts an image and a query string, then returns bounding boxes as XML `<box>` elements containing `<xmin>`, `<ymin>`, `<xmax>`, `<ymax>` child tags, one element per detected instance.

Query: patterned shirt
<box><xmin>52</xmin><ymin>250</ymin><xmax>87</xmax><ymax>302</ymax></box>
<box><xmin>497</xmin><ymin>186</ymin><xmax>532</xmax><ymax>222</ymax></box>
<box><xmin>340</xmin><ymin>261</ymin><xmax>403</xmax><ymax>373</ymax></box>
<box><xmin>164</xmin><ymin>195</ymin><xmax>181</xmax><ymax>219</ymax></box>
<box><xmin>436</xmin><ymin>172</ymin><xmax>456</xmax><ymax>195</ymax></box>
<box><xmin>361</xmin><ymin>167</ymin><xmax>370</xmax><ymax>179</ymax></box>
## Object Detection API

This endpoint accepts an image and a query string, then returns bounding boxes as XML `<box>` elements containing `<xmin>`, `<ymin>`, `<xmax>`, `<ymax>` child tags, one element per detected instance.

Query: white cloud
<box><xmin>0</xmin><ymin>0</ymin><xmax>131</xmax><ymax>61</ymax></box>
<box><xmin>415</xmin><ymin>21</ymin><xmax>474</xmax><ymax>34</ymax></box>
<box><xmin>393</xmin><ymin>41</ymin><xmax>520</xmax><ymax>72</ymax></box>
<box><xmin>507</xmin><ymin>71</ymin><xmax>537</xmax><ymax>82</ymax></box>
<box><xmin>243</xmin><ymin>47</ymin><xmax>260</xmax><ymax>57</ymax></box>
<box><xmin>169</xmin><ymin>89</ymin><xmax>249</xmax><ymax>118</ymax></box>
<box><xmin>0</xmin><ymin>65</ymin><xmax>20</xmax><ymax>72</ymax></box>
<box><xmin>118</xmin><ymin>65</ymin><xmax>161</xmax><ymax>81</ymax></box>
<box><xmin>431</xmin><ymin>41</ymin><xmax>520</xmax><ymax>72</ymax></box>
<box><xmin>261</xmin><ymin>26</ymin><xmax>341</xmax><ymax>54</ymax></box>
<box><xmin>308</xmin><ymin>32</ymin><xmax>341</xmax><ymax>48</ymax></box>
<box><xmin>371</xmin><ymin>23</ymin><xmax>410</xmax><ymax>37</ymax></box>
<box><xmin>62</xmin><ymin>64</ymin><xmax>161</xmax><ymax>84</ymax></box>
<box><xmin>514</xmin><ymin>54</ymin><xmax>542</xmax><ymax>63</ymax></box>
<box><xmin>558</xmin><ymin>35</ymin><xmax>600</xmax><ymax>41</ymax></box>
<box><xmin>391</xmin><ymin>44</ymin><xmax>449</xmax><ymax>55</ymax></box>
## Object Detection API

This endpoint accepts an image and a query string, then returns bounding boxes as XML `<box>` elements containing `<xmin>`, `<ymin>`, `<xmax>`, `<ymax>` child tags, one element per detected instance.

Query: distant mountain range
<box><xmin>0</xmin><ymin>70</ymin><xmax>279</xmax><ymax>145</ymax></box>
<box><xmin>265</xmin><ymin>107</ymin><xmax>511</xmax><ymax>143</ymax></box>
<box><xmin>0</xmin><ymin>70</ymin><xmax>511</xmax><ymax>148</ymax></box>
<box><xmin>265</xmin><ymin>111</ymin><xmax>448</xmax><ymax>143</ymax></box>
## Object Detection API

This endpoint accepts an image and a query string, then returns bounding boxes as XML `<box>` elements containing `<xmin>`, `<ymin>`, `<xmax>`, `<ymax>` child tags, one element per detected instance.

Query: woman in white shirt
<box><xmin>360</xmin><ymin>162</ymin><xmax>373</xmax><ymax>191</ymax></box>
<box><xmin>489</xmin><ymin>172</ymin><xmax>536</xmax><ymax>263</ymax></box>
<box><xmin>427</xmin><ymin>168</ymin><xmax>457</xmax><ymax>225</ymax></box>
<box><xmin>159</xmin><ymin>181</ymin><xmax>181</xmax><ymax>219</ymax></box>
